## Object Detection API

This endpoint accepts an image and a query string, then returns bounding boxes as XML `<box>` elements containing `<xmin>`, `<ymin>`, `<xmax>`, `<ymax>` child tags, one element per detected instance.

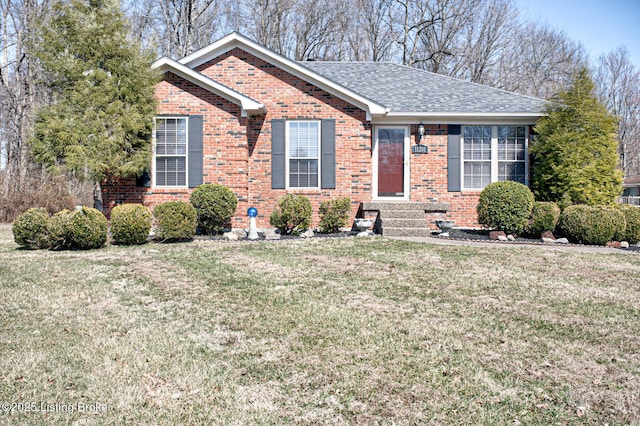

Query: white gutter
<box><xmin>383</xmin><ymin>111</ymin><xmax>545</xmax><ymax>118</ymax></box>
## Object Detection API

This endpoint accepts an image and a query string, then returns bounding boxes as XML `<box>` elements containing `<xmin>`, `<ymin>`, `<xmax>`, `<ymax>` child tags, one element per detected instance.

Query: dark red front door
<box><xmin>378</xmin><ymin>128</ymin><xmax>405</xmax><ymax>197</ymax></box>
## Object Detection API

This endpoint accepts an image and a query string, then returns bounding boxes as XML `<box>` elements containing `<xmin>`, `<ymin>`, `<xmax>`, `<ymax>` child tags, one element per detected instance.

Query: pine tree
<box><xmin>531</xmin><ymin>67</ymin><xmax>623</xmax><ymax>207</ymax></box>
<box><xmin>30</xmin><ymin>0</ymin><xmax>158</xmax><ymax>202</ymax></box>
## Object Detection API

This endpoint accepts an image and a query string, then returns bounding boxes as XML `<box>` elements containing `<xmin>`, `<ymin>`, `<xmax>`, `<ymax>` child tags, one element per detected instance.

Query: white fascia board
<box><xmin>178</xmin><ymin>33</ymin><xmax>387</xmax><ymax>120</ymax></box>
<box><xmin>383</xmin><ymin>111</ymin><xmax>545</xmax><ymax>118</ymax></box>
<box><xmin>152</xmin><ymin>57</ymin><xmax>265</xmax><ymax>117</ymax></box>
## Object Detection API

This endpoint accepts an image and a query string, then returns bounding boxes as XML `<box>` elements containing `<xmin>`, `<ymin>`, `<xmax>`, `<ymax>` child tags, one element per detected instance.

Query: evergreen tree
<box><xmin>30</xmin><ymin>0</ymin><xmax>158</xmax><ymax>203</ymax></box>
<box><xmin>531</xmin><ymin>67</ymin><xmax>623</xmax><ymax>207</ymax></box>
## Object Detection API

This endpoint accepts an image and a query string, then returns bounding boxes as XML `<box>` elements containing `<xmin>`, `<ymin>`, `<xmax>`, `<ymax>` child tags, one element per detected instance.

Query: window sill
<box><xmin>285</xmin><ymin>188</ymin><xmax>323</xmax><ymax>194</ymax></box>
<box><xmin>151</xmin><ymin>187</ymin><xmax>190</xmax><ymax>192</ymax></box>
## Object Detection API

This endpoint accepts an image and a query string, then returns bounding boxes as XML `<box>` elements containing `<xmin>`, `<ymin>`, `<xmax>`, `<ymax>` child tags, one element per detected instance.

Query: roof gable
<box><xmin>156</xmin><ymin>32</ymin><xmax>547</xmax><ymax>122</ymax></box>
<box><xmin>177</xmin><ymin>32</ymin><xmax>387</xmax><ymax>120</ymax></box>
<box><xmin>151</xmin><ymin>56</ymin><xmax>265</xmax><ymax>117</ymax></box>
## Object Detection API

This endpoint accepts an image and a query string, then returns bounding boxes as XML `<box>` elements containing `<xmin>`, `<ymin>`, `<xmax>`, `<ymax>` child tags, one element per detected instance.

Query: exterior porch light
<box><xmin>418</xmin><ymin>124</ymin><xmax>425</xmax><ymax>142</ymax></box>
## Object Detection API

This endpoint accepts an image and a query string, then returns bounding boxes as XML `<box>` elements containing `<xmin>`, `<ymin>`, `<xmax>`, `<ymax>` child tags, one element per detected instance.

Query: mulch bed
<box><xmin>193</xmin><ymin>228</ymin><xmax>640</xmax><ymax>252</ymax></box>
<box><xmin>443</xmin><ymin>228</ymin><xmax>541</xmax><ymax>243</ymax></box>
<box><xmin>435</xmin><ymin>228</ymin><xmax>640</xmax><ymax>252</ymax></box>
<box><xmin>193</xmin><ymin>231</ymin><xmax>358</xmax><ymax>242</ymax></box>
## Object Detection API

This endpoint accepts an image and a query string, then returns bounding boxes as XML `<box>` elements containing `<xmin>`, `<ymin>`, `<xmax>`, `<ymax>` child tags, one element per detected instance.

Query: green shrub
<box><xmin>477</xmin><ymin>181</ymin><xmax>535</xmax><ymax>235</ymax></box>
<box><xmin>12</xmin><ymin>207</ymin><xmax>50</xmax><ymax>249</ymax></box>
<box><xmin>558</xmin><ymin>205</ymin><xmax>626</xmax><ymax>245</ymax></box>
<box><xmin>153</xmin><ymin>201</ymin><xmax>197</xmax><ymax>242</ymax></box>
<box><xmin>609</xmin><ymin>205</ymin><xmax>628</xmax><ymax>243</ymax></box>
<box><xmin>190</xmin><ymin>184</ymin><xmax>238</xmax><ymax>234</ymax></box>
<box><xmin>48</xmin><ymin>209</ymin><xmax>72</xmax><ymax>250</ymax></box>
<box><xmin>526</xmin><ymin>201</ymin><xmax>561</xmax><ymax>237</ymax></box>
<box><xmin>617</xmin><ymin>204</ymin><xmax>640</xmax><ymax>244</ymax></box>
<box><xmin>269</xmin><ymin>194</ymin><xmax>312</xmax><ymax>235</ymax></box>
<box><xmin>318</xmin><ymin>197</ymin><xmax>351</xmax><ymax>234</ymax></box>
<box><xmin>110</xmin><ymin>204</ymin><xmax>152</xmax><ymax>245</ymax></box>
<box><xmin>66</xmin><ymin>207</ymin><xmax>108</xmax><ymax>250</ymax></box>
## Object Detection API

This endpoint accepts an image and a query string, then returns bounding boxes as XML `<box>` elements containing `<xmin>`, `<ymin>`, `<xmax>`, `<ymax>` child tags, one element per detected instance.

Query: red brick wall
<box><xmin>102</xmin><ymin>48</ymin><xmax>484</xmax><ymax>229</ymax></box>
<box><xmin>408</xmin><ymin>124</ymin><xmax>536</xmax><ymax>229</ymax></box>
<box><xmin>408</xmin><ymin>124</ymin><xmax>481</xmax><ymax>228</ymax></box>
<box><xmin>103</xmin><ymin>49</ymin><xmax>373</xmax><ymax>228</ymax></box>
<box><xmin>102</xmin><ymin>70</ymin><xmax>250</xmax><ymax>226</ymax></box>
<box><xmin>198</xmin><ymin>48</ymin><xmax>373</xmax><ymax>228</ymax></box>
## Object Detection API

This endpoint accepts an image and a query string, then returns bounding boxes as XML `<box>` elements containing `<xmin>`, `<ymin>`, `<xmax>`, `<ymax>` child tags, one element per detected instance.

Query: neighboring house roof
<box><xmin>300</xmin><ymin>61</ymin><xmax>548</xmax><ymax>118</ymax></box>
<box><xmin>624</xmin><ymin>175</ymin><xmax>640</xmax><ymax>187</ymax></box>
<box><xmin>155</xmin><ymin>32</ymin><xmax>547</xmax><ymax>122</ymax></box>
<box><xmin>152</xmin><ymin>56</ymin><xmax>266</xmax><ymax>117</ymax></box>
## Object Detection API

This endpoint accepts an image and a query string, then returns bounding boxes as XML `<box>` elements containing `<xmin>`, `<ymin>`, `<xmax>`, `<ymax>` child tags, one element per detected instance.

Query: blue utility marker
<box><xmin>247</xmin><ymin>207</ymin><xmax>258</xmax><ymax>218</ymax></box>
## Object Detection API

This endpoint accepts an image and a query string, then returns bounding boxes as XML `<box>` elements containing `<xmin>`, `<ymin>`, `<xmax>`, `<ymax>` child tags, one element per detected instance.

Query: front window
<box><xmin>462</xmin><ymin>125</ymin><xmax>527</xmax><ymax>189</ymax></box>
<box><xmin>155</xmin><ymin>117</ymin><xmax>187</xmax><ymax>187</ymax></box>
<box><xmin>463</xmin><ymin>126</ymin><xmax>492</xmax><ymax>189</ymax></box>
<box><xmin>497</xmin><ymin>126</ymin><xmax>526</xmax><ymax>183</ymax></box>
<box><xmin>287</xmin><ymin>121</ymin><xmax>320</xmax><ymax>188</ymax></box>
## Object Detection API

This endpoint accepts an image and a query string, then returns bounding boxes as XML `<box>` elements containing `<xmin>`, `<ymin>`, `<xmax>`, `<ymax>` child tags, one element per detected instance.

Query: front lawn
<box><xmin>0</xmin><ymin>225</ymin><xmax>638</xmax><ymax>424</ymax></box>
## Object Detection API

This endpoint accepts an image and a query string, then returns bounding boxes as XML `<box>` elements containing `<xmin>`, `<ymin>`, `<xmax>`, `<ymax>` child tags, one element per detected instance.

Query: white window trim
<box><xmin>285</xmin><ymin>120</ymin><xmax>321</xmax><ymax>190</ymax></box>
<box><xmin>372</xmin><ymin>125</ymin><xmax>411</xmax><ymax>201</ymax></box>
<box><xmin>152</xmin><ymin>116</ymin><xmax>189</xmax><ymax>189</ymax></box>
<box><xmin>461</xmin><ymin>125</ymin><xmax>529</xmax><ymax>191</ymax></box>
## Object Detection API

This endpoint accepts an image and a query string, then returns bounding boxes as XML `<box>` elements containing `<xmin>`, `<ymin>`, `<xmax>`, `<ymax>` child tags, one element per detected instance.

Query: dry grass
<box><xmin>0</xmin><ymin>225</ymin><xmax>639</xmax><ymax>424</ymax></box>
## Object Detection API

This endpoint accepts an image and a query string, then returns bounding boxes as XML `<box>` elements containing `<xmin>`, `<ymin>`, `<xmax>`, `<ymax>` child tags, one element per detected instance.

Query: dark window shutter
<box><xmin>271</xmin><ymin>119</ymin><xmax>286</xmax><ymax>189</ymax></box>
<box><xmin>136</xmin><ymin>170</ymin><xmax>151</xmax><ymax>188</ymax></box>
<box><xmin>448</xmin><ymin>124</ymin><xmax>462</xmax><ymax>192</ymax></box>
<box><xmin>188</xmin><ymin>115</ymin><xmax>203</xmax><ymax>188</ymax></box>
<box><xmin>321</xmin><ymin>119</ymin><xmax>336</xmax><ymax>189</ymax></box>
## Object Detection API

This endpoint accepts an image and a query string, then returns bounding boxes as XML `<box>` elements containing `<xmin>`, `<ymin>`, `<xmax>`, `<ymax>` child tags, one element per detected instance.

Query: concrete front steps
<box><xmin>360</xmin><ymin>202</ymin><xmax>449</xmax><ymax>237</ymax></box>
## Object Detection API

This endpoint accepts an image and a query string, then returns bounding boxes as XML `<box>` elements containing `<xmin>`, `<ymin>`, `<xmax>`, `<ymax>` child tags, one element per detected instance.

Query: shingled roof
<box><xmin>299</xmin><ymin>61</ymin><xmax>547</xmax><ymax>115</ymax></box>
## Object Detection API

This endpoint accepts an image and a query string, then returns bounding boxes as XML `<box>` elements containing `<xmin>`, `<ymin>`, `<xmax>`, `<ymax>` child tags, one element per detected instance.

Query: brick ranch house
<box><xmin>102</xmin><ymin>32</ymin><xmax>547</xmax><ymax>236</ymax></box>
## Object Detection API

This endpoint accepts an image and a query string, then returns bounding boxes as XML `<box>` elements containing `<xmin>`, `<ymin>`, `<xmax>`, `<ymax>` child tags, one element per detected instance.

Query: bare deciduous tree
<box><xmin>291</xmin><ymin>0</ymin><xmax>345</xmax><ymax>60</ymax></box>
<box><xmin>159</xmin><ymin>0</ymin><xmax>224</xmax><ymax>57</ymax></box>
<box><xmin>226</xmin><ymin>0</ymin><xmax>293</xmax><ymax>56</ymax></box>
<box><xmin>496</xmin><ymin>22</ymin><xmax>587</xmax><ymax>99</ymax></box>
<box><xmin>348</xmin><ymin>0</ymin><xmax>396</xmax><ymax>62</ymax></box>
<box><xmin>393</xmin><ymin>0</ymin><xmax>438</xmax><ymax>67</ymax></box>
<box><xmin>0</xmin><ymin>0</ymin><xmax>51</xmax><ymax>194</ymax></box>
<box><xmin>594</xmin><ymin>47</ymin><xmax>640</xmax><ymax>176</ymax></box>
<box><xmin>412</xmin><ymin>0</ymin><xmax>480</xmax><ymax>74</ymax></box>
<box><xmin>457</xmin><ymin>0</ymin><xmax>517</xmax><ymax>85</ymax></box>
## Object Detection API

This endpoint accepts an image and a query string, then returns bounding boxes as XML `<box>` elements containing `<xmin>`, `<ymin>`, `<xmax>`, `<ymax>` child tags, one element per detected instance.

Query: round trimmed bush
<box><xmin>153</xmin><ymin>201</ymin><xmax>197</xmax><ymax>242</ymax></box>
<box><xmin>48</xmin><ymin>209</ymin><xmax>73</xmax><ymax>250</ymax></box>
<box><xmin>558</xmin><ymin>205</ymin><xmax>625</xmax><ymax>245</ymax></box>
<box><xmin>609</xmin><ymin>205</ymin><xmax>628</xmax><ymax>243</ymax></box>
<box><xmin>110</xmin><ymin>204</ymin><xmax>152</xmax><ymax>245</ymax></box>
<box><xmin>526</xmin><ymin>201</ymin><xmax>561</xmax><ymax>237</ymax></box>
<box><xmin>190</xmin><ymin>184</ymin><xmax>238</xmax><ymax>234</ymax></box>
<box><xmin>12</xmin><ymin>207</ymin><xmax>50</xmax><ymax>249</ymax></box>
<box><xmin>318</xmin><ymin>197</ymin><xmax>351</xmax><ymax>234</ymax></box>
<box><xmin>66</xmin><ymin>207</ymin><xmax>108</xmax><ymax>250</ymax></box>
<box><xmin>477</xmin><ymin>181</ymin><xmax>535</xmax><ymax>235</ymax></box>
<box><xmin>617</xmin><ymin>204</ymin><xmax>640</xmax><ymax>244</ymax></box>
<box><xmin>269</xmin><ymin>194</ymin><xmax>312</xmax><ymax>235</ymax></box>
